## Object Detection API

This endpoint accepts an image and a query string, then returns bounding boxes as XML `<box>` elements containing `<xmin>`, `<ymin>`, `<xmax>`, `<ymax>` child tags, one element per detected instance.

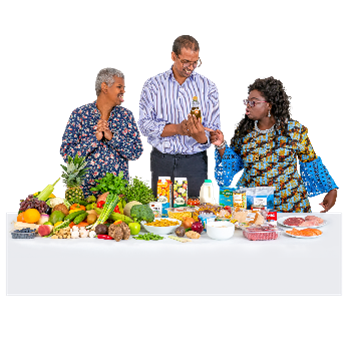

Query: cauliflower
<box><xmin>47</xmin><ymin>197</ymin><xmax>70</xmax><ymax>209</ymax></box>
<box><xmin>79</xmin><ymin>227</ymin><xmax>88</xmax><ymax>238</ymax></box>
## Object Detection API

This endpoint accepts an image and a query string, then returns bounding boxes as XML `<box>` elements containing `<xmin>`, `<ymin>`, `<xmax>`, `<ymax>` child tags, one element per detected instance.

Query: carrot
<box><xmin>69</xmin><ymin>222</ymin><xmax>75</xmax><ymax>228</ymax></box>
<box><xmin>76</xmin><ymin>221</ymin><xmax>89</xmax><ymax>228</ymax></box>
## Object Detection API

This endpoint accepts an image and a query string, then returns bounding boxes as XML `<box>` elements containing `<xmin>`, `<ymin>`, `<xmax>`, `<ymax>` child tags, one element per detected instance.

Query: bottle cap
<box><xmin>193</xmin><ymin>96</ymin><xmax>198</xmax><ymax>100</ymax></box>
<box><xmin>205</xmin><ymin>179</ymin><xmax>212</xmax><ymax>183</ymax></box>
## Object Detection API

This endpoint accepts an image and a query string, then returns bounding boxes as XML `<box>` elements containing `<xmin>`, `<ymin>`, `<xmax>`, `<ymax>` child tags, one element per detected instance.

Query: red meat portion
<box><xmin>284</xmin><ymin>217</ymin><xmax>305</xmax><ymax>226</ymax></box>
<box><xmin>304</xmin><ymin>216</ymin><xmax>324</xmax><ymax>226</ymax></box>
<box><xmin>243</xmin><ymin>225</ymin><xmax>279</xmax><ymax>241</ymax></box>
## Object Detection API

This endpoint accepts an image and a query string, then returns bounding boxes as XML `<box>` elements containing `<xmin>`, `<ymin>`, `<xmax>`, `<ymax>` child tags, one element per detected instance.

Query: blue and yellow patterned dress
<box><xmin>215</xmin><ymin>120</ymin><xmax>338</xmax><ymax>212</ymax></box>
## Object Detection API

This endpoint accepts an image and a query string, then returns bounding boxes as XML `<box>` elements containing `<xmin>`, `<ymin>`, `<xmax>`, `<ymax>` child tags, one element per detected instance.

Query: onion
<box><xmin>38</xmin><ymin>214</ymin><xmax>50</xmax><ymax>225</ymax></box>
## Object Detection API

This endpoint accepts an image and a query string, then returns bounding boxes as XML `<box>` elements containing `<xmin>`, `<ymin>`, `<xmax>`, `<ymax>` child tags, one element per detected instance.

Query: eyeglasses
<box><xmin>243</xmin><ymin>99</ymin><xmax>267</xmax><ymax>108</ymax></box>
<box><xmin>175</xmin><ymin>53</ymin><xmax>202</xmax><ymax>68</ymax></box>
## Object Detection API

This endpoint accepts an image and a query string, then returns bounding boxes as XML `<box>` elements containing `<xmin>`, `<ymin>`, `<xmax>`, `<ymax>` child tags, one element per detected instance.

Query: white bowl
<box><xmin>141</xmin><ymin>218</ymin><xmax>181</xmax><ymax>235</ymax></box>
<box><xmin>206</xmin><ymin>221</ymin><xmax>235</xmax><ymax>241</ymax></box>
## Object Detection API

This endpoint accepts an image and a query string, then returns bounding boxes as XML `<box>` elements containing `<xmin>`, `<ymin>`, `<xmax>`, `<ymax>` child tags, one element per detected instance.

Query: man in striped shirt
<box><xmin>138</xmin><ymin>35</ymin><xmax>221</xmax><ymax>198</ymax></box>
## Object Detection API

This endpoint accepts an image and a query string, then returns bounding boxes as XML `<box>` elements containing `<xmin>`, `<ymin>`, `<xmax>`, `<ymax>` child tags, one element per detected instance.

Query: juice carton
<box><xmin>157</xmin><ymin>176</ymin><xmax>172</xmax><ymax>217</ymax></box>
<box><xmin>173</xmin><ymin>177</ymin><xmax>188</xmax><ymax>207</ymax></box>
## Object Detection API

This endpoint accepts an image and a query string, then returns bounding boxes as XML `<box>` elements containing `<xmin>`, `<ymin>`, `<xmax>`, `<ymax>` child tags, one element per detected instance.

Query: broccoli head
<box><xmin>130</xmin><ymin>204</ymin><xmax>155</xmax><ymax>222</ymax></box>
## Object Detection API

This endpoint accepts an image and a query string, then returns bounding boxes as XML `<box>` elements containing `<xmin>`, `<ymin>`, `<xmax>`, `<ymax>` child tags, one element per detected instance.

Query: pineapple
<box><xmin>60</xmin><ymin>154</ymin><xmax>89</xmax><ymax>203</ymax></box>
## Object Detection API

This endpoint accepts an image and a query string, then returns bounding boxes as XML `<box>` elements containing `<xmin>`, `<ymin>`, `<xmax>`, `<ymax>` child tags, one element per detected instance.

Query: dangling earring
<box><xmin>268</xmin><ymin>110</ymin><xmax>271</xmax><ymax>118</ymax></box>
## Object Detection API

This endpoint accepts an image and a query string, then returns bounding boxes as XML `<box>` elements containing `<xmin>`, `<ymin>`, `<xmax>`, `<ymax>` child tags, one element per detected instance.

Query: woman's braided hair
<box><xmin>230</xmin><ymin>76</ymin><xmax>292</xmax><ymax>148</ymax></box>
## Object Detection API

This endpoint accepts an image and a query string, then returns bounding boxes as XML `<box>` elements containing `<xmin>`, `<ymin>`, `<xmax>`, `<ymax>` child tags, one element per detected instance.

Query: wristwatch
<box><xmin>215</xmin><ymin>140</ymin><xmax>227</xmax><ymax>150</ymax></box>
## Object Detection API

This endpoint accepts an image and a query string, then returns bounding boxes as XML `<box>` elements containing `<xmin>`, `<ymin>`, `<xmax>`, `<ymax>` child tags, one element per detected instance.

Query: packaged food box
<box><xmin>219</xmin><ymin>187</ymin><xmax>236</xmax><ymax>207</ymax></box>
<box><xmin>241</xmin><ymin>224</ymin><xmax>280</xmax><ymax>241</ymax></box>
<box><xmin>233</xmin><ymin>188</ymin><xmax>247</xmax><ymax>209</ymax></box>
<box><xmin>157</xmin><ymin>176</ymin><xmax>172</xmax><ymax>217</ymax></box>
<box><xmin>173</xmin><ymin>177</ymin><xmax>188</xmax><ymax>207</ymax></box>
<box><xmin>198</xmin><ymin>213</ymin><xmax>216</xmax><ymax>231</ymax></box>
<box><xmin>148</xmin><ymin>201</ymin><xmax>162</xmax><ymax>218</ymax></box>
<box><xmin>167</xmin><ymin>207</ymin><xmax>195</xmax><ymax>221</ymax></box>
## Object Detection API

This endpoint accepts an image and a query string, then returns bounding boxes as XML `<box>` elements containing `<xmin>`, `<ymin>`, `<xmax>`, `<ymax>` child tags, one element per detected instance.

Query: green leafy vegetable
<box><xmin>133</xmin><ymin>233</ymin><xmax>164</xmax><ymax>241</ymax></box>
<box><xmin>124</xmin><ymin>176</ymin><xmax>155</xmax><ymax>204</ymax></box>
<box><xmin>90</xmin><ymin>172</ymin><xmax>128</xmax><ymax>196</ymax></box>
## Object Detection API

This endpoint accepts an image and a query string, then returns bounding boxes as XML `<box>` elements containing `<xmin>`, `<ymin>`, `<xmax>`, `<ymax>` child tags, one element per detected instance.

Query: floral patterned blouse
<box><xmin>60</xmin><ymin>101</ymin><xmax>143</xmax><ymax>197</ymax></box>
<box><xmin>215</xmin><ymin>120</ymin><xmax>338</xmax><ymax>212</ymax></box>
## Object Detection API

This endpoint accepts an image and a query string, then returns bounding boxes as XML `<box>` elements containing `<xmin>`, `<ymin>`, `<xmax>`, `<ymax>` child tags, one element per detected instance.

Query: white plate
<box><xmin>278</xmin><ymin>215</ymin><xmax>327</xmax><ymax>229</ymax></box>
<box><xmin>285</xmin><ymin>230</ymin><xmax>323</xmax><ymax>239</ymax></box>
<box><xmin>141</xmin><ymin>218</ymin><xmax>181</xmax><ymax>235</ymax></box>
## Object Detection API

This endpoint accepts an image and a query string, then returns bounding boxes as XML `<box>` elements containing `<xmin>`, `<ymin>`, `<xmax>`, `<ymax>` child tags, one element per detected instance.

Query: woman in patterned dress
<box><xmin>209</xmin><ymin>77</ymin><xmax>338</xmax><ymax>212</ymax></box>
<box><xmin>60</xmin><ymin>68</ymin><xmax>143</xmax><ymax>197</ymax></box>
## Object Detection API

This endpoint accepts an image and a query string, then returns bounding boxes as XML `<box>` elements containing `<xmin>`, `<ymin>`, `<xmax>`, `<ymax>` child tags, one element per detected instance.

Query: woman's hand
<box><xmin>96</xmin><ymin>120</ymin><xmax>113</xmax><ymax>141</ymax></box>
<box><xmin>319</xmin><ymin>189</ymin><xmax>337</xmax><ymax>212</ymax></box>
<box><xmin>205</xmin><ymin>128</ymin><xmax>224</xmax><ymax>146</ymax></box>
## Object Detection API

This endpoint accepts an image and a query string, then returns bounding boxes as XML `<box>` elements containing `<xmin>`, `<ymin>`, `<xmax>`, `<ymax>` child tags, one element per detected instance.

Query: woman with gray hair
<box><xmin>60</xmin><ymin>68</ymin><xmax>143</xmax><ymax>197</ymax></box>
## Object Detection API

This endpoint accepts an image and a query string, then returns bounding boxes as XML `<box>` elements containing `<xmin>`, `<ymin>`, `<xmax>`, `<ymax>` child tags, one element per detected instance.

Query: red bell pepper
<box><xmin>97</xmin><ymin>201</ymin><xmax>119</xmax><ymax>213</ymax></box>
<box><xmin>97</xmin><ymin>201</ymin><xmax>105</xmax><ymax>208</ymax></box>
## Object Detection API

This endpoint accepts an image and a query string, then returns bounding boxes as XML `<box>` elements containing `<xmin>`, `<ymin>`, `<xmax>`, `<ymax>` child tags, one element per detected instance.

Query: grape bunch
<box><xmin>19</xmin><ymin>194</ymin><xmax>49</xmax><ymax>213</ymax></box>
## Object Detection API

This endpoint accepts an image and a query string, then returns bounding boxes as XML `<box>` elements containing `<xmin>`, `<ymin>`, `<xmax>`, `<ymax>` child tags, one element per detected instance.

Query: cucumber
<box><xmin>73</xmin><ymin>212</ymin><xmax>88</xmax><ymax>225</ymax></box>
<box><xmin>64</xmin><ymin>210</ymin><xmax>85</xmax><ymax>222</ymax></box>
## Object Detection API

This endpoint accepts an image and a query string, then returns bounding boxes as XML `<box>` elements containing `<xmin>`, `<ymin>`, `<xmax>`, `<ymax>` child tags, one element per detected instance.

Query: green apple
<box><xmin>129</xmin><ymin>222</ymin><xmax>141</xmax><ymax>235</ymax></box>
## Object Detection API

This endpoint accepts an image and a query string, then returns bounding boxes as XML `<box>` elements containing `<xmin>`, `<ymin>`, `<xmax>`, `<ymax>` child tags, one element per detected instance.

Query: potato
<box><xmin>86</xmin><ymin>213</ymin><xmax>97</xmax><ymax>224</ymax></box>
<box><xmin>175</xmin><ymin>226</ymin><xmax>186</xmax><ymax>237</ymax></box>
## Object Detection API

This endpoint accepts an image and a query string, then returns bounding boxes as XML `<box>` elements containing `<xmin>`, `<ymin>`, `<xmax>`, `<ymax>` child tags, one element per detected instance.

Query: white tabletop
<box><xmin>6</xmin><ymin>212</ymin><xmax>342</xmax><ymax>295</ymax></box>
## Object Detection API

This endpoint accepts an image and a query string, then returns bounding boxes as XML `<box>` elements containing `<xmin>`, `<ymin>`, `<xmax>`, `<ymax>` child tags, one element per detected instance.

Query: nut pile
<box><xmin>51</xmin><ymin>227</ymin><xmax>71</xmax><ymax>239</ymax></box>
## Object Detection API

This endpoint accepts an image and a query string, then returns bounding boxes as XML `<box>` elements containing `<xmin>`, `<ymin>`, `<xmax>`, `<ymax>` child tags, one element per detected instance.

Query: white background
<box><xmin>6</xmin><ymin>213</ymin><xmax>343</xmax><ymax>296</ymax></box>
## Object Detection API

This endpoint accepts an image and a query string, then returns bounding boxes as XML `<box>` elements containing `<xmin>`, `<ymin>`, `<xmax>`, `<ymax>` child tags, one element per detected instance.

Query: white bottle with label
<box><xmin>199</xmin><ymin>179</ymin><xmax>215</xmax><ymax>204</ymax></box>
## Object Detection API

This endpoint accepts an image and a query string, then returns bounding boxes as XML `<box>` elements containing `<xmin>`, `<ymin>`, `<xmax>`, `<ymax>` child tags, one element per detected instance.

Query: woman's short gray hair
<box><xmin>95</xmin><ymin>68</ymin><xmax>124</xmax><ymax>96</ymax></box>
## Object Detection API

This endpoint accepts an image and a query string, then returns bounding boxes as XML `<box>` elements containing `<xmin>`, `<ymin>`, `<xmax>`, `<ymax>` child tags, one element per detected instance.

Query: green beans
<box><xmin>133</xmin><ymin>233</ymin><xmax>164</xmax><ymax>241</ymax></box>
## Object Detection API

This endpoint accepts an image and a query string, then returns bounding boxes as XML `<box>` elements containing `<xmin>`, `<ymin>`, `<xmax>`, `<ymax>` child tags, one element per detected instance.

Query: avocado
<box><xmin>49</xmin><ymin>210</ymin><xmax>65</xmax><ymax>225</ymax></box>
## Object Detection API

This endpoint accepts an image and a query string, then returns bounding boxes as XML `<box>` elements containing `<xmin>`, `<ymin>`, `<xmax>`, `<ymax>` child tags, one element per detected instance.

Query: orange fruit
<box><xmin>23</xmin><ymin>208</ymin><xmax>41</xmax><ymax>224</ymax></box>
<box><xmin>17</xmin><ymin>212</ymin><xmax>25</xmax><ymax>222</ymax></box>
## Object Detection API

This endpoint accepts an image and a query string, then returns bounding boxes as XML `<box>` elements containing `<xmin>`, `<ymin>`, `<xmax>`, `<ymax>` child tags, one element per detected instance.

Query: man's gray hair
<box><xmin>95</xmin><ymin>68</ymin><xmax>124</xmax><ymax>96</ymax></box>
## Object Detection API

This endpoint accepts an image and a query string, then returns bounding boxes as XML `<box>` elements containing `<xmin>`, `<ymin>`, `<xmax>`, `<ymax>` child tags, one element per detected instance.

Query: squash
<box><xmin>123</xmin><ymin>201</ymin><xmax>142</xmax><ymax>217</ymax></box>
